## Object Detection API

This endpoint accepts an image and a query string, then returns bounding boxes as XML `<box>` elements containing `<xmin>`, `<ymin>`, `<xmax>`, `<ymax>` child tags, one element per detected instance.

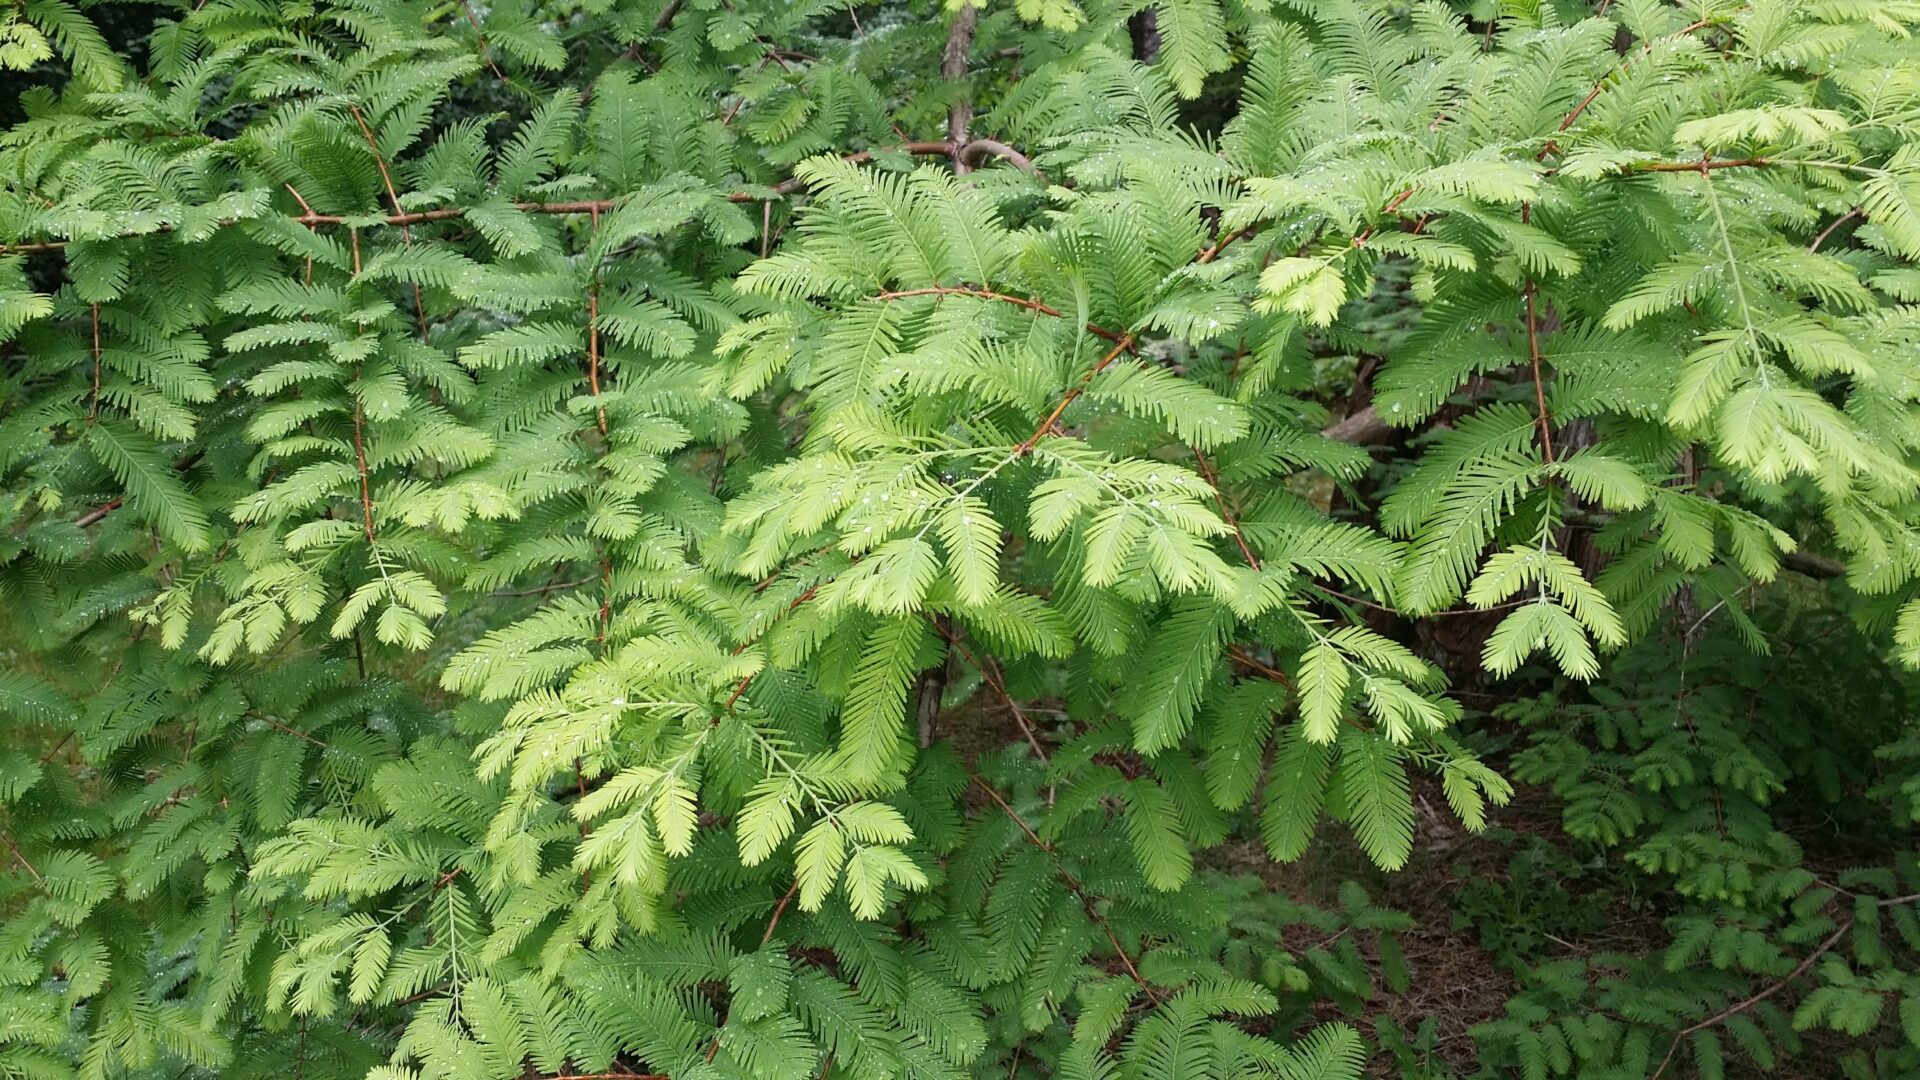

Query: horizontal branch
<box><xmin>1320</xmin><ymin>405</ymin><xmax>1393</xmax><ymax>446</ymax></box>
<box><xmin>869</xmin><ymin>285</ymin><xmax>1127</xmax><ymax>344</ymax></box>
<box><xmin>1629</xmin><ymin>156</ymin><xmax>1772</xmax><ymax>173</ymax></box>
<box><xmin>2</xmin><ymin>144</ymin><xmax>1850</xmax><ymax>262</ymax></box>
<box><xmin>1</xmin><ymin>140</ymin><xmax>1042</xmax><ymax>257</ymax></box>
<box><xmin>1782</xmin><ymin>550</ymin><xmax>1846</xmax><ymax>579</ymax></box>
<box><xmin>956</xmin><ymin>138</ymin><xmax>1041</xmax><ymax>179</ymax></box>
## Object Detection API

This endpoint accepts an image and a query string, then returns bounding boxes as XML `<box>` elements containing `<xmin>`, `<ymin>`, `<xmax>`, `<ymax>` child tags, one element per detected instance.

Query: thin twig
<box><xmin>35</xmin><ymin>730</ymin><xmax>76</xmax><ymax>765</ymax></box>
<box><xmin>348</xmin><ymin>228</ymin><xmax>378</xmax><ymax>544</ymax></box>
<box><xmin>928</xmin><ymin>618</ymin><xmax>1048</xmax><ymax>762</ymax></box>
<box><xmin>1</xmin><ymin>143</ymin><xmax>1034</xmax><ymax>256</ymax></box>
<box><xmin>577</xmin><ymin>757</ymin><xmax>593</xmax><ymax>889</ymax></box>
<box><xmin>760</xmin><ymin>879</ymin><xmax>801</xmax><ymax>946</ymax></box>
<box><xmin>75</xmin><ymin>499</ymin><xmax>123</xmax><ymax>528</ymax></box>
<box><xmin>1649</xmin><ymin>919</ymin><xmax>1853</xmax><ymax>1079</ymax></box>
<box><xmin>968</xmin><ymin>774</ymin><xmax>1160</xmax><ymax>1002</ymax></box>
<box><xmin>1353</xmin><ymin>187</ymin><xmax>1419</xmax><ymax>246</ymax></box>
<box><xmin>253</xmin><ymin>714</ymin><xmax>329</xmax><ymax>748</ymax></box>
<box><xmin>1192</xmin><ymin>445</ymin><xmax>1260</xmax><ymax>570</ymax></box>
<box><xmin>1315</xmin><ymin>586</ymin><xmax>1530</xmax><ymax>620</ymax></box>
<box><xmin>88</xmin><ymin>303</ymin><xmax>102</xmax><ymax>423</ymax></box>
<box><xmin>349</xmin><ymin>106</ymin><xmax>431</xmax><ymax>344</ymax></box>
<box><xmin>489</xmin><ymin>577</ymin><xmax>594</xmax><ymax>597</ymax></box>
<box><xmin>1649</xmin><ymin>891</ymin><xmax>1920</xmax><ymax>1079</ymax></box>
<box><xmin>1015</xmin><ymin>334</ymin><xmax>1137</xmax><ymax>455</ymax></box>
<box><xmin>1539</xmin><ymin>19</ymin><xmax>1717</xmax><ymax>160</ymax></box>
<box><xmin>958</xmin><ymin>139</ymin><xmax>1041</xmax><ymax>179</ymax></box>
<box><xmin>587</xmin><ymin>204</ymin><xmax>606</xmax><ymax>435</ymax></box>
<box><xmin>75</xmin><ymin>451</ymin><xmax>203</xmax><ymax>528</ymax></box>
<box><xmin>1227</xmin><ymin>646</ymin><xmax>1296</xmax><ymax>691</ymax></box>
<box><xmin>723</xmin><ymin>580</ymin><xmax>827</xmax><ymax>711</ymax></box>
<box><xmin>453</xmin><ymin>0</ymin><xmax>510</xmax><ymax>84</ymax></box>
<box><xmin>1522</xmin><ymin>276</ymin><xmax>1555</xmax><ymax>462</ymax></box>
<box><xmin>1</xmin><ymin>833</ymin><xmax>43</xmax><ymax>884</ymax></box>
<box><xmin>1809</xmin><ymin>206</ymin><xmax>1862</xmax><ymax>253</ymax></box>
<box><xmin>869</xmin><ymin>285</ymin><xmax>1127</xmax><ymax>344</ymax></box>
<box><xmin>1196</xmin><ymin>226</ymin><xmax>1250</xmax><ymax>264</ymax></box>
<box><xmin>1630</xmin><ymin>156</ymin><xmax>1772</xmax><ymax>173</ymax></box>
<box><xmin>719</xmin><ymin>220</ymin><xmax>1232</xmax><ymax>718</ymax></box>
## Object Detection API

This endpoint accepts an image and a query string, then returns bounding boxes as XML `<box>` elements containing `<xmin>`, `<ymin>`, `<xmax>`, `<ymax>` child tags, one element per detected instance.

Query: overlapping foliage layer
<box><xmin>4</xmin><ymin>0</ymin><xmax>1920</xmax><ymax>1077</ymax></box>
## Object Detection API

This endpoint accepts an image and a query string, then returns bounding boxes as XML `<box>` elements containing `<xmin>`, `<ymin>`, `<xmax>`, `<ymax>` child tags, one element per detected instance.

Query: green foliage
<box><xmin>1473</xmin><ymin>615</ymin><xmax>1920</xmax><ymax>1079</ymax></box>
<box><xmin>0</xmin><ymin>1</ymin><xmax>1918</xmax><ymax>1079</ymax></box>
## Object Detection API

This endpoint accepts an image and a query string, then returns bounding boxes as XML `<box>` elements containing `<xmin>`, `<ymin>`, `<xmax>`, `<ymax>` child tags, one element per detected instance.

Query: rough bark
<box><xmin>943</xmin><ymin>3</ymin><xmax>977</xmax><ymax>173</ymax></box>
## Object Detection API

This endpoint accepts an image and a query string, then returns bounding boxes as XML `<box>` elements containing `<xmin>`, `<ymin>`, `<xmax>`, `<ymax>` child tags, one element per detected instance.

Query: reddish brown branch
<box><xmin>1196</xmin><ymin>226</ymin><xmax>1250</xmax><ymax>264</ymax></box>
<box><xmin>874</xmin><ymin>285</ymin><xmax>1065</xmax><ymax>319</ymax></box>
<box><xmin>1192</xmin><ymin>446</ymin><xmax>1260</xmax><ymax>570</ymax></box>
<box><xmin>347</xmin><ymin>228</ymin><xmax>378</xmax><ymax>544</ymax></box>
<box><xmin>489</xmin><ymin>576</ymin><xmax>594</xmax><ymax>597</ymax></box>
<box><xmin>283</xmin><ymin>183</ymin><xmax>315</xmax><ymax>216</ymax></box>
<box><xmin>1630</xmin><ymin>156</ymin><xmax>1772</xmax><ymax>173</ymax></box>
<box><xmin>576</xmin><ymin>757</ymin><xmax>593</xmax><ymax>889</ymax></box>
<box><xmin>1353</xmin><ymin>187</ymin><xmax>1419</xmax><ymax>247</ymax></box>
<box><xmin>349</xmin><ymin>105</ymin><xmax>431</xmax><ymax>344</ymax></box>
<box><xmin>73</xmin><ymin>499</ymin><xmax>121</xmax><ymax>526</ymax></box>
<box><xmin>928</xmin><ymin>618</ymin><xmax>1048</xmax><ymax>762</ymax></box>
<box><xmin>2</xmin><ymin>833</ymin><xmax>43</xmax><ymax>884</ymax></box>
<box><xmin>1227</xmin><ymin>646</ymin><xmax>1296</xmax><ymax>691</ymax></box>
<box><xmin>597</xmin><ymin>560</ymin><xmax>612</xmax><ymax>648</ymax></box>
<box><xmin>1809</xmin><ymin>206</ymin><xmax>1862</xmax><ymax>253</ymax></box>
<box><xmin>869</xmin><ymin>285</ymin><xmax>1126</xmax><ymax>344</ymax></box>
<box><xmin>35</xmin><ymin>730</ymin><xmax>76</xmax><ymax>766</ymax></box>
<box><xmin>253</xmin><ymin>714</ymin><xmax>329</xmax><ymax>748</ymax></box>
<box><xmin>968</xmin><ymin>774</ymin><xmax>1160</xmax><ymax>1002</ymax></box>
<box><xmin>1648</xmin><ymin>890</ymin><xmax>1920</xmax><ymax>1079</ymax></box>
<box><xmin>1520</xmin><ymin>207</ymin><xmax>1556</xmax><ymax>466</ymax></box>
<box><xmin>2</xmin><ymin>143</ymin><xmax>1037</xmax><ymax>256</ymax></box>
<box><xmin>453</xmin><ymin>0</ymin><xmax>510</xmax><ymax>85</ymax></box>
<box><xmin>586</xmin><ymin>204</ymin><xmax>607</xmax><ymax>435</ymax></box>
<box><xmin>723</xmin><ymin>579</ymin><xmax>828</xmax><ymax>711</ymax></box>
<box><xmin>1541</xmin><ymin>19</ymin><xmax>1717</xmax><ymax>160</ymax></box>
<box><xmin>958</xmin><ymin>139</ymin><xmax>1040</xmax><ymax>178</ymax></box>
<box><xmin>88</xmin><ymin>303</ymin><xmax>101</xmax><ymax>424</ymax></box>
<box><xmin>352</xmin><ymin>399</ymin><xmax>376</xmax><ymax>542</ymax></box>
<box><xmin>1015</xmin><ymin>334</ymin><xmax>1137</xmax><ymax>455</ymax></box>
<box><xmin>760</xmin><ymin>879</ymin><xmax>801</xmax><ymax>946</ymax></box>
<box><xmin>1648</xmin><ymin>919</ymin><xmax>1852</xmax><ymax>1080</ymax></box>
<box><xmin>349</xmin><ymin>107</ymin><xmax>409</xmax><ymax>246</ymax></box>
